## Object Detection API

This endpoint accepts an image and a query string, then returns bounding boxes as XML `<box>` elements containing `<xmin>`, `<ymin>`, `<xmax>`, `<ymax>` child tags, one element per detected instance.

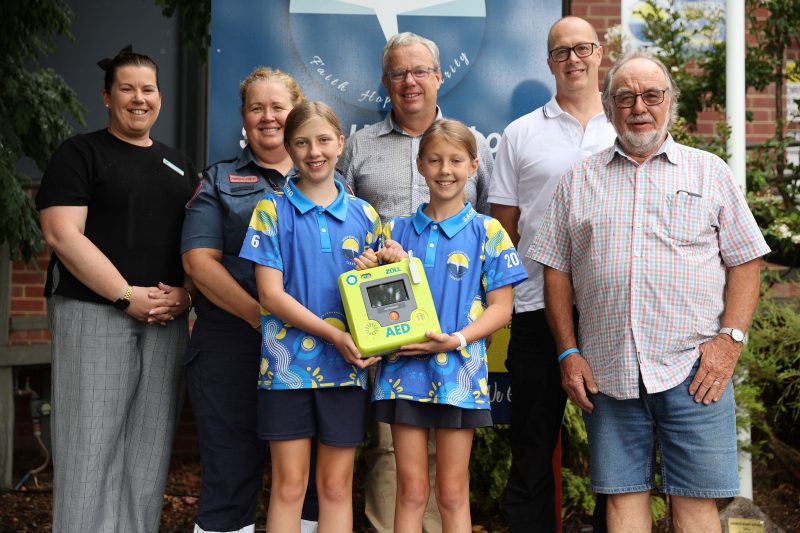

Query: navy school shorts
<box><xmin>257</xmin><ymin>386</ymin><xmax>369</xmax><ymax>447</ymax></box>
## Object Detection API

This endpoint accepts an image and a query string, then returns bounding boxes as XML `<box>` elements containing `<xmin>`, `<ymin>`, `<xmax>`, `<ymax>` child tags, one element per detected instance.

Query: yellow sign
<box><xmin>728</xmin><ymin>517</ymin><xmax>765</xmax><ymax>533</ymax></box>
<box><xmin>487</xmin><ymin>319</ymin><xmax>511</xmax><ymax>372</ymax></box>
<box><xmin>788</xmin><ymin>61</ymin><xmax>800</xmax><ymax>83</ymax></box>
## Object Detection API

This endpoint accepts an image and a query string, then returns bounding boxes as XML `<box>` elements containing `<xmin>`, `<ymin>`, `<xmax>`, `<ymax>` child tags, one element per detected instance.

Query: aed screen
<box><xmin>366</xmin><ymin>280</ymin><xmax>409</xmax><ymax>308</ymax></box>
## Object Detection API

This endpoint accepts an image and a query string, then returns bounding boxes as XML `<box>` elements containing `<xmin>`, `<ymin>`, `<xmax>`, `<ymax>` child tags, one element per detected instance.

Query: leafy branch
<box><xmin>0</xmin><ymin>0</ymin><xmax>85</xmax><ymax>263</ymax></box>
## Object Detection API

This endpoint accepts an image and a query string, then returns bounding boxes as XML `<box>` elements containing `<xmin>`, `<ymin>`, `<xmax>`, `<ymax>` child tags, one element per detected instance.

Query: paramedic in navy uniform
<box><xmin>181</xmin><ymin>67</ymin><xmax>317</xmax><ymax>533</ymax></box>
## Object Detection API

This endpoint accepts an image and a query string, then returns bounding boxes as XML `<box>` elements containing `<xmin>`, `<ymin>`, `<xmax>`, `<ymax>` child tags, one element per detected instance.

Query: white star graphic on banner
<box><xmin>337</xmin><ymin>0</ymin><xmax>455</xmax><ymax>40</ymax></box>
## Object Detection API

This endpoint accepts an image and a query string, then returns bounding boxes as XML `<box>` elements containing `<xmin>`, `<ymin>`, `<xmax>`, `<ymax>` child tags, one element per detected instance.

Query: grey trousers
<box><xmin>48</xmin><ymin>295</ymin><xmax>188</xmax><ymax>533</ymax></box>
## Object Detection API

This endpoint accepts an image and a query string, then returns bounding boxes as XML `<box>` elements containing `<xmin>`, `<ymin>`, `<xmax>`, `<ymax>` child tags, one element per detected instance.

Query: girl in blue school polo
<box><xmin>239</xmin><ymin>101</ymin><xmax>381</xmax><ymax>533</ymax></box>
<box><xmin>356</xmin><ymin>119</ymin><xmax>528</xmax><ymax>531</ymax></box>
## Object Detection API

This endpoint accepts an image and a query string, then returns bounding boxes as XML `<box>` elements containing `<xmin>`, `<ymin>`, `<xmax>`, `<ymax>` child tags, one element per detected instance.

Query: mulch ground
<box><xmin>1</xmin><ymin>451</ymin><xmax>797</xmax><ymax>532</ymax></box>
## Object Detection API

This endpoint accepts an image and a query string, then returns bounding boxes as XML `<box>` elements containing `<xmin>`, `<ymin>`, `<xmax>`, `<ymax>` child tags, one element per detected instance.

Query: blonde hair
<box><xmin>283</xmin><ymin>101</ymin><xmax>344</xmax><ymax>145</ymax></box>
<box><xmin>239</xmin><ymin>66</ymin><xmax>306</xmax><ymax>113</ymax></box>
<box><xmin>418</xmin><ymin>119</ymin><xmax>477</xmax><ymax>160</ymax></box>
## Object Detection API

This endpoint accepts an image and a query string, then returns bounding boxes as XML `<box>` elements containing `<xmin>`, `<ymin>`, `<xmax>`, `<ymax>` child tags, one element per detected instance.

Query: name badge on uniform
<box><xmin>229</xmin><ymin>174</ymin><xmax>259</xmax><ymax>183</ymax></box>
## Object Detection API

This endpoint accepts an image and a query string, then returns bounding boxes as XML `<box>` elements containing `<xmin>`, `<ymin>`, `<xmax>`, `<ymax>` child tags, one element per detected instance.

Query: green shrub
<box><xmin>469</xmin><ymin>425</ymin><xmax>512</xmax><ymax>516</ymax></box>
<box><xmin>737</xmin><ymin>276</ymin><xmax>800</xmax><ymax>479</ymax></box>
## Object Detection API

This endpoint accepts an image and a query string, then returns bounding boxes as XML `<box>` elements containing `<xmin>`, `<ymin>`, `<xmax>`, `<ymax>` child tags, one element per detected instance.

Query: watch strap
<box><xmin>719</xmin><ymin>327</ymin><xmax>747</xmax><ymax>344</ymax></box>
<box><xmin>114</xmin><ymin>285</ymin><xmax>133</xmax><ymax>310</ymax></box>
<box><xmin>452</xmin><ymin>331</ymin><xmax>467</xmax><ymax>349</ymax></box>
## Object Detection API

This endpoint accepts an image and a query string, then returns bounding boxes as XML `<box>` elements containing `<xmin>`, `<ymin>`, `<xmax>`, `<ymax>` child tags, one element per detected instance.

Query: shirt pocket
<box><xmin>218</xmin><ymin>181</ymin><xmax>268</xmax><ymax>248</ymax></box>
<box><xmin>666</xmin><ymin>193</ymin><xmax>713</xmax><ymax>244</ymax></box>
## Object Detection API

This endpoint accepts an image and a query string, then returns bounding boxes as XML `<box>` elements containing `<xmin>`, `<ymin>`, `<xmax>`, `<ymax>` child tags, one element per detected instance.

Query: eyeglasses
<box><xmin>385</xmin><ymin>67</ymin><xmax>438</xmax><ymax>83</ymax></box>
<box><xmin>548</xmin><ymin>42</ymin><xmax>599</xmax><ymax>63</ymax></box>
<box><xmin>612</xmin><ymin>89</ymin><xmax>668</xmax><ymax>108</ymax></box>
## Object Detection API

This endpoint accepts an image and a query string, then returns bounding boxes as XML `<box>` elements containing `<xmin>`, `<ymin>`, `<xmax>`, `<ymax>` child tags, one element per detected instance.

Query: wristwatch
<box><xmin>113</xmin><ymin>286</ymin><xmax>133</xmax><ymax>310</ymax></box>
<box><xmin>718</xmin><ymin>327</ymin><xmax>747</xmax><ymax>345</ymax></box>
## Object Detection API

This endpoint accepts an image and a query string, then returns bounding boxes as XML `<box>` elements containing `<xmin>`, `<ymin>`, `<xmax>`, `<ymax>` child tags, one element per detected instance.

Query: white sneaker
<box><xmin>300</xmin><ymin>519</ymin><xmax>319</xmax><ymax>533</ymax></box>
<box><xmin>193</xmin><ymin>524</ymin><xmax>255</xmax><ymax>533</ymax></box>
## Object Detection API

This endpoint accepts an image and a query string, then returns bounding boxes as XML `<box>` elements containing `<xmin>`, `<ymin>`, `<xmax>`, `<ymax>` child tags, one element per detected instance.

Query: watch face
<box><xmin>731</xmin><ymin>329</ymin><xmax>745</xmax><ymax>342</ymax></box>
<box><xmin>114</xmin><ymin>298</ymin><xmax>131</xmax><ymax>310</ymax></box>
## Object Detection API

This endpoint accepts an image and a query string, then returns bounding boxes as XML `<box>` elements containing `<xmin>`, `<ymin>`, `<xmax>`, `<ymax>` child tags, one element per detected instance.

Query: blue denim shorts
<box><xmin>583</xmin><ymin>361</ymin><xmax>739</xmax><ymax>498</ymax></box>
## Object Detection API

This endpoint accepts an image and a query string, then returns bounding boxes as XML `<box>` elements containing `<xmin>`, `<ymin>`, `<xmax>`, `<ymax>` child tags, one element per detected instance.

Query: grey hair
<box><xmin>602</xmin><ymin>52</ymin><xmax>680</xmax><ymax>126</ymax></box>
<box><xmin>381</xmin><ymin>32</ymin><xmax>441</xmax><ymax>74</ymax></box>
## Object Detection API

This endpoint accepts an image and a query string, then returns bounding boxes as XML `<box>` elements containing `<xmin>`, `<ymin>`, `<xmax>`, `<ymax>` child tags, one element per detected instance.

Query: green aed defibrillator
<box><xmin>338</xmin><ymin>253</ymin><xmax>441</xmax><ymax>358</ymax></box>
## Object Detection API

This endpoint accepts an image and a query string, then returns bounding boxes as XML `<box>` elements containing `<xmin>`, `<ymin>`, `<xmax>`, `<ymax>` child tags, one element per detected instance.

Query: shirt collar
<box><xmin>411</xmin><ymin>202</ymin><xmax>477</xmax><ymax>238</ymax></box>
<box><xmin>236</xmin><ymin>145</ymin><xmax>299</xmax><ymax>175</ymax></box>
<box><xmin>606</xmin><ymin>133</ymin><xmax>678</xmax><ymax>166</ymax></box>
<box><xmin>379</xmin><ymin>106</ymin><xmax>445</xmax><ymax>137</ymax></box>
<box><xmin>235</xmin><ymin>145</ymin><xmax>259</xmax><ymax>170</ymax></box>
<box><xmin>283</xmin><ymin>177</ymin><xmax>349</xmax><ymax>221</ymax></box>
<box><xmin>542</xmin><ymin>93</ymin><xmax>606</xmax><ymax>121</ymax></box>
<box><xmin>542</xmin><ymin>95</ymin><xmax>565</xmax><ymax>119</ymax></box>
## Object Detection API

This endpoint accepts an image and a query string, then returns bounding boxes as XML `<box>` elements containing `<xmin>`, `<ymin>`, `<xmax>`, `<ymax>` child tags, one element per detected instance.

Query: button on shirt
<box><xmin>339</xmin><ymin>107</ymin><xmax>493</xmax><ymax>221</ymax></box>
<box><xmin>239</xmin><ymin>178</ymin><xmax>382</xmax><ymax>391</ymax></box>
<box><xmin>374</xmin><ymin>203</ymin><xmax>528</xmax><ymax>408</ymax></box>
<box><xmin>528</xmin><ymin>136</ymin><xmax>770</xmax><ymax>399</ymax></box>
<box><xmin>489</xmin><ymin>95</ymin><xmax>616</xmax><ymax>312</ymax></box>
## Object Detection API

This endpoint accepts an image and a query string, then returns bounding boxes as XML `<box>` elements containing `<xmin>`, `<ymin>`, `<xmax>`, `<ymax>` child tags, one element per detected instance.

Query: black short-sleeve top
<box><xmin>36</xmin><ymin>129</ymin><xmax>198</xmax><ymax>304</ymax></box>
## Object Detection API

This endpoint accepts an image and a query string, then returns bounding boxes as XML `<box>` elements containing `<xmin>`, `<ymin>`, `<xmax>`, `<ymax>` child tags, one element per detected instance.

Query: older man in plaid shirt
<box><xmin>528</xmin><ymin>52</ymin><xmax>770</xmax><ymax>532</ymax></box>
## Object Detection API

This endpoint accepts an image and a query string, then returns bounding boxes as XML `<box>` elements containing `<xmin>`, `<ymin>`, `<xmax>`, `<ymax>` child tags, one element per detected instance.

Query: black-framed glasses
<box><xmin>612</xmin><ymin>89</ymin><xmax>668</xmax><ymax>108</ymax></box>
<box><xmin>385</xmin><ymin>67</ymin><xmax>438</xmax><ymax>83</ymax></box>
<box><xmin>548</xmin><ymin>42</ymin><xmax>599</xmax><ymax>62</ymax></box>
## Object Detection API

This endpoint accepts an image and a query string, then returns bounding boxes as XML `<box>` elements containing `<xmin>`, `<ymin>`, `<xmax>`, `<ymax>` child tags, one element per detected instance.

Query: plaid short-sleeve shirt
<box><xmin>528</xmin><ymin>136</ymin><xmax>770</xmax><ymax>399</ymax></box>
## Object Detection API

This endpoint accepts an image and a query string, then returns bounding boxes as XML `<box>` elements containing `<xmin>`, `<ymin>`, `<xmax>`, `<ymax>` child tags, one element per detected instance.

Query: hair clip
<box><xmin>97</xmin><ymin>44</ymin><xmax>133</xmax><ymax>71</ymax></box>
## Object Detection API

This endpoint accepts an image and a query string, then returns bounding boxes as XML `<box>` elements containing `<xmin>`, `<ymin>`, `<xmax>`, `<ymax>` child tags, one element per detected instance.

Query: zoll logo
<box><xmin>289</xmin><ymin>0</ymin><xmax>486</xmax><ymax>111</ymax></box>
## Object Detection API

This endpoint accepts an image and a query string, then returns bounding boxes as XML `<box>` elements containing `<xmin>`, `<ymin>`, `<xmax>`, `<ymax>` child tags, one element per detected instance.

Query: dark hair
<box><xmin>101</xmin><ymin>49</ymin><xmax>159</xmax><ymax>93</ymax></box>
<box><xmin>283</xmin><ymin>101</ymin><xmax>344</xmax><ymax>146</ymax></box>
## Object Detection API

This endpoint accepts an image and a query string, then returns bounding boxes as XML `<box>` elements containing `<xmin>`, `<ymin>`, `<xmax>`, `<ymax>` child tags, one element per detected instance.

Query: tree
<box><xmin>607</xmin><ymin>0</ymin><xmax>800</xmax><ymax>263</ymax></box>
<box><xmin>746</xmin><ymin>0</ymin><xmax>800</xmax><ymax>264</ymax></box>
<box><xmin>154</xmin><ymin>0</ymin><xmax>211</xmax><ymax>61</ymax></box>
<box><xmin>0</xmin><ymin>0</ymin><xmax>84</xmax><ymax>263</ymax></box>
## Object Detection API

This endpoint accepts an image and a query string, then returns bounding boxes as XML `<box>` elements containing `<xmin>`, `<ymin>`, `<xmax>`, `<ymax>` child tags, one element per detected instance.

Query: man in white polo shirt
<box><xmin>488</xmin><ymin>16</ymin><xmax>616</xmax><ymax>532</ymax></box>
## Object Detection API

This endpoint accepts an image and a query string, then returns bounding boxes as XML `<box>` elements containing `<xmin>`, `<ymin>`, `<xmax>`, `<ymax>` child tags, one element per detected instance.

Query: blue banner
<box><xmin>208</xmin><ymin>0</ymin><xmax>561</xmax><ymax>162</ymax></box>
<box><xmin>208</xmin><ymin>0</ymin><xmax>563</xmax><ymax>422</ymax></box>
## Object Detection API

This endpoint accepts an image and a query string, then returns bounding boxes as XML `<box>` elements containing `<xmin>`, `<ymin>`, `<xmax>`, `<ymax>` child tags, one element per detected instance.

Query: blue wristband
<box><xmin>558</xmin><ymin>347</ymin><xmax>580</xmax><ymax>362</ymax></box>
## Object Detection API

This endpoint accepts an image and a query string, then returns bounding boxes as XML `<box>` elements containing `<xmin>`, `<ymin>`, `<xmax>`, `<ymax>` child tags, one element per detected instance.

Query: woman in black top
<box><xmin>36</xmin><ymin>48</ymin><xmax>197</xmax><ymax>533</ymax></box>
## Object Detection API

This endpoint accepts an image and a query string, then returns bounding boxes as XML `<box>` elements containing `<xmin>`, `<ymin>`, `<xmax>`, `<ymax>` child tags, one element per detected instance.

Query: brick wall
<box><xmin>571</xmin><ymin>0</ymin><xmax>621</xmax><ymax>87</ymax></box>
<box><xmin>10</xmin><ymin>251</ymin><xmax>50</xmax><ymax>344</ymax></box>
<box><xmin>571</xmin><ymin>0</ymin><xmax>799</xmax><ymax>143</ymax></box>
